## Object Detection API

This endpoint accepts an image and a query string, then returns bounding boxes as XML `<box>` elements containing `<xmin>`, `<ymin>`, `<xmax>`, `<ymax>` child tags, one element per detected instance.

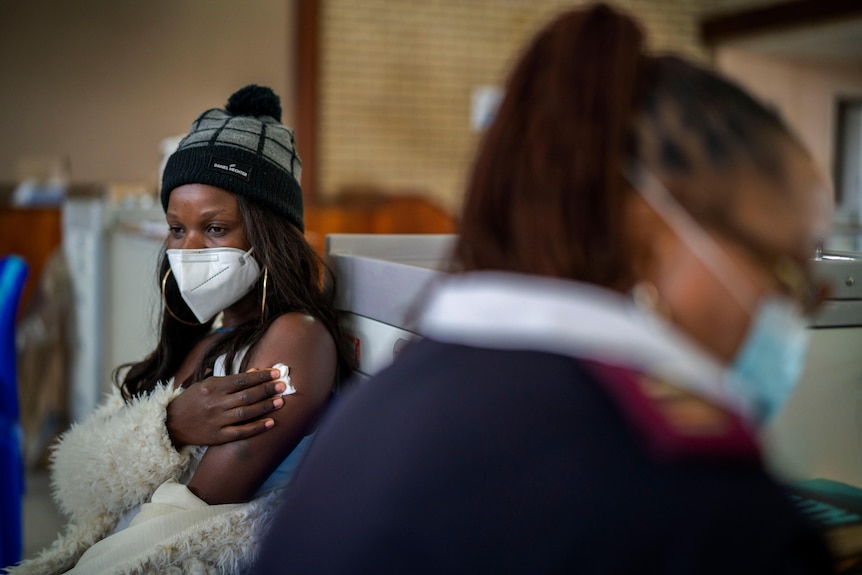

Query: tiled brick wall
<box><xmin>317</xmin><ymin>0</ymin><xmax>772</xmax><ymax>213</ymax></box>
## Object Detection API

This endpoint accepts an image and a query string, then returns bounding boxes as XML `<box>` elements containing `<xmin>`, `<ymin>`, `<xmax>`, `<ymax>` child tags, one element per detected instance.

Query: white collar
<box><xmin>418</xmin><ymin>271</ymin><xmax>754</xmax><ymax>420</ymax></box>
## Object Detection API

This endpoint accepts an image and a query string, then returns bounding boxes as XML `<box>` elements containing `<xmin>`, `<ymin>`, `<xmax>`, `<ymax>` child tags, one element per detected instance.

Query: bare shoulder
<box><xmin>260</xmin><ymin>312</ymin><xmax>334</xmax><ymax>351</ymax></box>
<box><xmin>247</xmin><ymin>312</ymin><xmax>336</xmax><ymax>375</ymax></box>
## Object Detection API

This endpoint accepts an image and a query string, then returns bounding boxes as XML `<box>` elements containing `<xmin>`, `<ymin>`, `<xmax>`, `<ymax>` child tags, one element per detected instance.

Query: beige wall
<box><xmin>716</xmin><ymin>49</ymin><xmax>862</xmax><ymax>191</ymax></box>
<box><xmin>1</xmin><ymin>0</ymin><xmax>832</xmax><ymax>211</ymax></box>
<box><xmin>318</xmin><ymin>0</ymin><xmax>729</xmax><ymax>214</ymax></box>
<box><xmin>0</xmin><ymin>0</ymin><xmax>295</xmax><ymax>189</ymax></box>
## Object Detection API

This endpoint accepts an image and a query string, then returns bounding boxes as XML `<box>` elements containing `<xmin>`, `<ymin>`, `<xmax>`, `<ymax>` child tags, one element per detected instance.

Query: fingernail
<box><xmin>274</xmin><ymin>382</ymin><xmax>286</xmax><ymax>393</ymax></box>
<box><xmin>264</xmin><ymin>419</ymin><xmax>275</xmax><ymax>428</ymax></box>
<box><xmin>273</xmin><ymin>397</ymin><xmax>284</xmax><ymax>408</ymax></box>
<box><xmin>270</xmin><ymin>369</ymin><xmax>280</xmax><ymax>378</ymax></box>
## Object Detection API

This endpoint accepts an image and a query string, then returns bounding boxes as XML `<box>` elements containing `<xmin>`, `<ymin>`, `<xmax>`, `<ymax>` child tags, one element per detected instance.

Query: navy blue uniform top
<box><xmin>254</xmin><ymin>339</ymin><xmax>835</xmax><ymax>574</ymax></box>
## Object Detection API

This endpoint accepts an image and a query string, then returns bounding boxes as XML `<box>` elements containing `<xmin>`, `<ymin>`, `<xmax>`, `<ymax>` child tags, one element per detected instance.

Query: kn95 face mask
<box><xmin>166</xmin><ymin>246</ymin><xmax>261</xmax><ymax>323</ymax></box>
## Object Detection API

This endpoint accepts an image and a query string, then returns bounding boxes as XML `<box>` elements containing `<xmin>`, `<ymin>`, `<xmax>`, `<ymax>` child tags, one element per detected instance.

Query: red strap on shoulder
<box><xmin>582</xmin><ymin>359</ymin><xmax>761</xmax><ymax>462</ymax></box>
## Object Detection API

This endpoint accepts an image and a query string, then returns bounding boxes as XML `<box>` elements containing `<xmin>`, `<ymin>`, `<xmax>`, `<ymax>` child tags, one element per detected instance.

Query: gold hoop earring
<box><xmin>260</xmin><ymin>267</ymin><xmax>269</xmax><ymax>321</ymax></box>
<box><xmin>632</xmin><ymin>281</ymin><xmax>671</xmax><ymax>318</ymax></box>
<box><xmin>161</xmin><ymin>269</ymin><xmax>203</xmax><ymax>326</ymax></box>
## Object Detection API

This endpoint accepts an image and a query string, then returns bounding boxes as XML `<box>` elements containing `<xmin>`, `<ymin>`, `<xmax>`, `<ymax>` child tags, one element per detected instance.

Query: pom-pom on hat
<box><xmin>161</xmin><ymin>84</ymin><xmax>304</xmax><ymax>231</ymax></box>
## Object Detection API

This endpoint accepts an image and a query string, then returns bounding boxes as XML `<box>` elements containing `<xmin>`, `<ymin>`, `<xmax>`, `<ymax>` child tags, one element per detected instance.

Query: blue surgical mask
<box><xmin>626</xmin><ymin>164</ymin><xmax>811</xmax><ymax>424</ymax></box>
<box><xmin>726</xmin><ymin>296</ymin><xmax>810</xmax><ymax>423</ymax></box>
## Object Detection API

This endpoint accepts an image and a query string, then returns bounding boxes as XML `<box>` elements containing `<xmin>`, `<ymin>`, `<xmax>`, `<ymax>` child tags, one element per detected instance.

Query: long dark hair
<box><xmin>454</xmin><ymin>4</ymin><xmax>644</xmax><ymax>288</ymax></box>
<box><xmin>453</xmin><ymin>2</ymin><xmax>804</xmax><ymax>289</ymax></box>
<box><xmin>115</xmin><ymin>196</ymin><xmax>352</xmax><ymax>399</ymax></box>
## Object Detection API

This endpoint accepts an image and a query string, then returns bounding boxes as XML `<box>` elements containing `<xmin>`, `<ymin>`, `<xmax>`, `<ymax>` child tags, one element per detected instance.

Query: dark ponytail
<box><xmin>454</xmin><ymin>3</ymin><xmax>645</xmax><ymax>289</ymax></box>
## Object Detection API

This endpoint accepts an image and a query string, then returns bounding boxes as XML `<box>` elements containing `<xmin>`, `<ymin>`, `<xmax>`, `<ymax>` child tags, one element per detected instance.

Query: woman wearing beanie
<box><xmin>5</xmin><ymin>85</ymin><xmax>350</xmax><ymax>575</ymax></box>
<box><xmin>254</xmin><ymin>4</ymin><xmax>836</xmax><ymax>574</ymax></box>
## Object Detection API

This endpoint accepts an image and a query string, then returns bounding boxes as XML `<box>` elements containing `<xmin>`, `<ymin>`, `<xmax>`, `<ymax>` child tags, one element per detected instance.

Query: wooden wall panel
<box><xmin>0</xmin><ymin>207</ymin><xmax>62</xmax><ymax>316</ymax></box>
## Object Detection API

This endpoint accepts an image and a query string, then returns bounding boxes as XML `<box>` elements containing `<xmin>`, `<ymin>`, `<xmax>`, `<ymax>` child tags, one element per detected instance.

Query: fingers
<box><xmin>228</xmin><ymin>395</ymin><xmax>285</xmax><ymax>425</ymax></box>
<box><xmin>245</xmin><ymin>369</ymin><xmax>288</xmax><ymax>397</ymax></box>
<box><xmin>222</xmin><ymin>418</ymin><xmax>277</xmax><ymax>443</ymax></box>
<box><xmin>222</xmin><ymin>369</ymin><xmax>281</xmax><ymax>393</ymax></box>
<box><xmin>231</xmin><ymin>379</ymin><xmax>286</xmax><ymax>408</ymax></box>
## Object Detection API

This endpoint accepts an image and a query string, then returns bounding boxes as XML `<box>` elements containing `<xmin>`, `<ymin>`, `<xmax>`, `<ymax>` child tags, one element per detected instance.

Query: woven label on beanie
<box><xmin>209</xmin><ymin>155</ymin><xmax>253</xmax><ymax>181</ymax></box>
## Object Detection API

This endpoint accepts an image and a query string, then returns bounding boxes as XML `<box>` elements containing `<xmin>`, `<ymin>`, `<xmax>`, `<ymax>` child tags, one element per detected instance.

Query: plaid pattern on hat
<box><xmin>161</xmin><ymin>85</ymin><xmax>304</xmax><ymax>232</ymax></box>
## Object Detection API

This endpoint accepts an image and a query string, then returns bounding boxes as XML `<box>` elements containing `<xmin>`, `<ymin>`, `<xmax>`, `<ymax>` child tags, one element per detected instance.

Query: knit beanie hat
<box><xmin>161</xmin><ymin>84</ymin><xmax>304</xmax><ymax>232</ymax></box>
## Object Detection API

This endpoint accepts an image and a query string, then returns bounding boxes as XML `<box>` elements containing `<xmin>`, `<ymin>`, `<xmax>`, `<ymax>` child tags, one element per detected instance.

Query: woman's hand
<box><xmin>187</xmin><ymin>314</ymin><xmax>337</xmax><ymax>504</ymax></box>
<box><xmin>166</xmin><ymin>369</ymin><xmax>286</xmax><ymax>448</ymax></box>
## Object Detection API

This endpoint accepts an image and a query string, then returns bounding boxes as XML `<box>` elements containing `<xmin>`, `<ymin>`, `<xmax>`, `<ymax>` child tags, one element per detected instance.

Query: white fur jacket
<box><xmin>4</xmin><ymin>383</ymin><xmax>284</xmax><ymax>575</ymax></box>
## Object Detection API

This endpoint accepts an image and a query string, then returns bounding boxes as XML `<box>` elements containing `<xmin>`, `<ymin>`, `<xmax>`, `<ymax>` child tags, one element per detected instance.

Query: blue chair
<box><xmin>0</xmin><ymin>255</ymin><xmax>28</xmax><ymax>568</ymax></box>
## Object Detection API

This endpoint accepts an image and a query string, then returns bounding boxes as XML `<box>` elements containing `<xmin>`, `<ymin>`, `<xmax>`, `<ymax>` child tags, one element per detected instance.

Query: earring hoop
<box><xmin>632</xmin><ymin>281</ymin><xmax>671</xmax><ymax>318</ymax></box>
<box><xmin>260</xmin><ymin>267</ymin><xmax>269</xmax><ymax>322</ymax></box>
<box><xmin>161</xmin><ymin>268</ymin><xmax>204</xmax><ymax>326</ymax></box>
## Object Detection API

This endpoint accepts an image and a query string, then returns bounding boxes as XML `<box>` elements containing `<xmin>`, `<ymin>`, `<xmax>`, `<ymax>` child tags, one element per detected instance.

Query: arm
<box><xmin>165</xmin><ymin>369</ymin><xmax>287</xmax><ymax>448</ymax></box>
<box><xmin>52</xmin><ymin>369</ymin><xmax>285</xmax><ymax>522</ymax></box>
<box><xmin>186</xmin><ymin>313</ymin><xmax>337</xmax><ymax>504</ymax></box>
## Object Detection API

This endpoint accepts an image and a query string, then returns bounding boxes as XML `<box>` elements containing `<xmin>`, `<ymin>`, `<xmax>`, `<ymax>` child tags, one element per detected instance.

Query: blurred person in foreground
<box><xmin>255</xmin><ymin>3</ymin><xmax>835</xmax><ymax>574</ymax></box>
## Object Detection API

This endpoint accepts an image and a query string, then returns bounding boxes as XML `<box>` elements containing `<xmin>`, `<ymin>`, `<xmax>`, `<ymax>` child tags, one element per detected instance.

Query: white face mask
<box><xmin>166</xmin><ymin>246</ymin><xmax>262</xmax><ymax>323</ymax></box>
<box><xmin>628</xmin><ymin>165</ymin><xmax>810</xmax><ymax>424</ymax></box>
